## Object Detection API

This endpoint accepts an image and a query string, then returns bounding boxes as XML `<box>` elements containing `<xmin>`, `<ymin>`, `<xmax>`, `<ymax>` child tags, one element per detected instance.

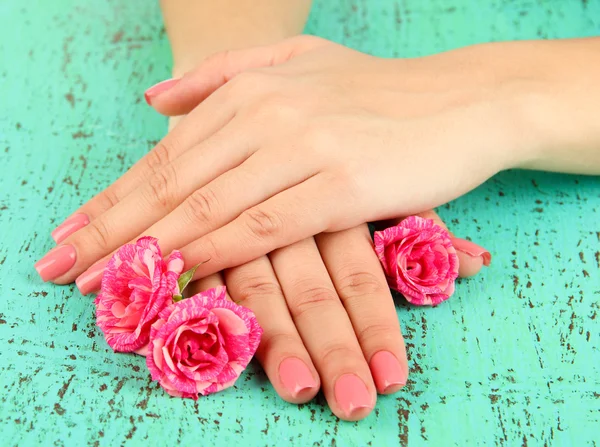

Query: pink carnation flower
<box><xmin>374</xmin><ymin>216</ymin><xmax>459</xmax><ymax>306</ymax></box>
<box><xmin>95</xmin><ymin>237</ymin><xmax>184</xmax><ymax>352</ymax></box>
<box><xmin>146</xmin><ymin>286</ymin><xmax>262</xmax><ymax>399</ymax></box>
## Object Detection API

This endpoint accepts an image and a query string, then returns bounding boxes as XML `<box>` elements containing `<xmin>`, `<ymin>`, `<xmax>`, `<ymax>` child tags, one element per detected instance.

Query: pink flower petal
<box><xmin>212</xmin><ymin>308</ymin><xmax>249</xmax><ymax>336</ymax></box>
<box><xmin>146</xmin><ymin>287</ymin><xmax>263</xmax><ymax>399</ymax></box>
<box><xmin>374</xmin><ymin>216</ymin><xmax>459</xmax><ymax>307</ymax></box>
<box><xmin>95</xmin><ymin>238</ymin><xmax>183</xmax><ymax>352</ymax></box>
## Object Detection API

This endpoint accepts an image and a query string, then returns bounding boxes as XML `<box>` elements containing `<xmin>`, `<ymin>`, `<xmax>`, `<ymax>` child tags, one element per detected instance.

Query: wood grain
<box><xmin>0</xmin><ymin>0</ymin><xmax>598</xmax><ymax>445</ymax></box>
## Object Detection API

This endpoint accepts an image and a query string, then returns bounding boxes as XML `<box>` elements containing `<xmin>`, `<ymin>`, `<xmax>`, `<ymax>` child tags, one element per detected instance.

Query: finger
<box><xmin>73</xmin><ymin>145</ymin><xmax>316</xmax><ymax>293</ymax></box>
<box><xmin>143</xmin><ymin>146</ymin><xmax>317</xmax><ymax>252</ymax></box>
<box><xmin>270</xmin><ymin>238</ymin><xmax>376</xmax><ymax>421</ymax></box>
<box><xmin>224</xmin><ymin>256</ymin><xmax>319</xmax><ymax>404</ymax></box>
<box><xmin>53</xmin><ymin>72</ymin><xmax>244</xmax><ymax>239</ymax></box>
<box><xmin>146</xmin><ymin>35</ymin><xmax>327</xmax><ymax>116</ymax></box>
<box><xmin>179</xmin><ymin>173</ymin><xmax>355</xmax><ymax>279</ymax></box>
<box><xmin>315</xmin><ymin>225</ymin><xmax>408</xmax><ymax>395</ymax></box>
<box><xmin>39</xmin><ymin>120</ymin><xmax>254</xmax><ymax>285</ymax></box>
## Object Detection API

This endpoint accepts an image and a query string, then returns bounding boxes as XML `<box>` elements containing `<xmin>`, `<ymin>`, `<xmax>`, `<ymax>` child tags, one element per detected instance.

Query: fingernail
<box><xmin>51</xmin><ymin>213</ymin><xmax>90</xmax><ymax>244</ymax></box>
<box><xmin>144</xmin><ymin>78</ymin><xmax>179</xmax><ymax>105</ymax></box>
<box><xmin>35</xmin><ymin>245</ymin><xmax>77</xmax><ymax>282</ymax></box>
<box><xmin>76</xmin><ymin>259</ymin><xmax>109</xmax><ymax>295</ymax></box>
<box><xmin>334</xmin><ymin>374</ymin><xmax>373</xmax><ymax>419</ymax></box>
<box><xmin>279</xmin><ymin>357</ymin><xmax>317</xmax><ymax>398</ymax></box>
<box><xmin>451</xmin><ymin>237</ymin><xmax>492</xmax><ymax>266</ymax></box>
<box><xmin>369</xmin><ymin>351</ymin><xmax>406</xmax><ymax>394</ymax></box>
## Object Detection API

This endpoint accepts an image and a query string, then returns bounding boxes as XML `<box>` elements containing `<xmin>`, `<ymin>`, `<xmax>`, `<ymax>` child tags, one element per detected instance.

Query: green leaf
<box><xmin>177</xmin><ymin>264</ymin><xmax>200</xmax><ymax>295</ymax></box>
<box><xmin>173</xmin><ymin>294</ymin><xmax>183</xmax><ymax>303</ymax></box>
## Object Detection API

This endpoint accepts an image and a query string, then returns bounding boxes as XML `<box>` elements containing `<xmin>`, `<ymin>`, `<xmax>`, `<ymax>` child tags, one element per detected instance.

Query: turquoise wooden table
<box><xmin>1</xmin><ymin>0</ymin><xmax>599</xmax><ymax>445</ymax></box>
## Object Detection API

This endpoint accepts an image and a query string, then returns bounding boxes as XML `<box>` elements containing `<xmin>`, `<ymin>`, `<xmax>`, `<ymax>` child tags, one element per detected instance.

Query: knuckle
<box><xmin>145</xmin><ymin>142</ymin><xmax>173</xmax><ymax>177</ymax></box>
<box><xmin>258</xmin><ymin>332</ymin><xmax>298</xmax><ymax>355</ymax></box>
<box><xmin>356</xmin><ymin>322</ymin><xmax>399</xmax><ymax>347</ymax></box>
<box><xmin>243</xmin><ymin>208</ymin><xmax>285</xmax><ymax>240</ymax></box>
<box><xmin>289</xmin><ymin>285</ymin><xmax>338</xmax><ymax>320</ymax></box>
<box><xmin>184</xmin><ymin>188</ymin><xmax>219</xmax><ymax>225</ymax></box>
<box><xmin>233</xmin><ymin>276</ymin><xmax>283</xmax><ymax>306</ymax></box>
<box><xmin>337</xmin><ymin>270</ymin><xmax>386</xmax><ymax>301</ymax></box>
<box><xmin>84</xmin><ymin>219</ymin><xmax>111</xmax><ymax>251</ymax></box>
<box><xmin>320</xmin><ymin>343</ymin><xmax>358</xmax><ymax>367</ymax></box>
<box><xmin>199</xmin><ymin>235</ymin><xmax>223</xmax><ymax>267</ymax></box>
<box><xmin>246</xmin><ymin>93</ymin><xmax>293</xmax><ymax>122</ymax></box>
<box><xmin>98</xmin><ymin>187</ymin><xmax>120</xmax><ymax>210</ymax></box>
<box><xmin>147</xmin><ymin>163</ymin><xmax>178</xmax><ymax>209</ymax></box>
<box><xmin>204</xmin><ymin>49</ymin><xmax>232</xmax><ymax>70</ymax></box>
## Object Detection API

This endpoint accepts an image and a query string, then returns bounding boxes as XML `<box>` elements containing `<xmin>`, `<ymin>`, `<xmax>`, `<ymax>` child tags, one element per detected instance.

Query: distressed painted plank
<box><xmin>0</xmin><ymin>0</ymin><xmax>598</xmax><ymax>445</ymax></box>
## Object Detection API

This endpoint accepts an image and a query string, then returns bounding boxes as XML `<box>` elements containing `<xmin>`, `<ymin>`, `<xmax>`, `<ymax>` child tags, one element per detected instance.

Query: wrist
<box><xmin>461</xmin><ymin>41</ymin><xmax>555</xmax><ymax>172</ymax></box>
<box><xmin>162</xmin><ymin>1</ymin><xmax>311</xmax><ymax>78</ymax></box>
<box><xmin>483</xmin><ymin>39</ymin><xmax>600</xmax><ymax>174</ymax></box>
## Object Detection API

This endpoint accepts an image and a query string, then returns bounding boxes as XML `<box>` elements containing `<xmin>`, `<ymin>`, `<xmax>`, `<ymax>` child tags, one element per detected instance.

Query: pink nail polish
<box><xmin>369</xmin><ymin>351</ymin><xmax>406</xmax><ymax>394</ymax></box>
<box><xmin>144</xmin><ymin>78</ymin><xmax>179</xmax><ymax>105</ymax></box>
<box><xmin>451</xmin><ymin>238</ymin><xmax>492</xmax><ymax>266</ymax></box>
<box><xmin>279</xmin><ymin>358</ymin><xmax>317</xmax><ymax>398</ymax></box>
<box><xmin>76</xmin><ymin>259</ymin><xmax>109</xmax><ymax>295</ymax></box>
<box><xmin>334</xmin><ymin>374</ymin><xmax>373</xmax><ymax>419</ymax></box>
<box><xmin>35</xmin><ymin>245</ymin><xmax>77</xmax><ymax>282</ymax></box>
<box><xmin>51</xmin><ymin>213</ymin><xmax>90</xmax><ymax>244</ymax></box>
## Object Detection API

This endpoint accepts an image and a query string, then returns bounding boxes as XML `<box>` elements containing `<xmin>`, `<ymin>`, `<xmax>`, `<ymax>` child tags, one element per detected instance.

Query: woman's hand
<box><xmin>184</xmin><ymin>216</ymin><xmax>487</xmax><ymax>421</ymax></box>
<box><xmin>36</xmin><ymin>35</ymin><xmax>512</xmax><ymax>285</ymax></box>
<box><xmin>188</xmin><ymin>226</ymin><xmax>407</xmax><ymax>422</ymax></box>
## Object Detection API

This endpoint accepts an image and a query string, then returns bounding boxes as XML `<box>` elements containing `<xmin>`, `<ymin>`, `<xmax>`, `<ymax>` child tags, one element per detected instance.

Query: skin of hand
<box><xmin>187</xmin><ymin>229</ymin><xmax>410</xmax><ymax>421</ymax></box>
<box><xmin>169</xmin><ymin>109</ymin><xmax>486</xmax><ymax>421</ymax></box>
<box><xmin>35</xmin><ymin>34</ymin><xmax>557</xmax><ymax>289</ymax></box>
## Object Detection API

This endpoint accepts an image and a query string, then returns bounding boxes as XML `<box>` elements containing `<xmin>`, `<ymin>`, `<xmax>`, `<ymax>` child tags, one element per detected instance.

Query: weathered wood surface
<box><xmin>0</xmin><ymin>0</ymin><xmax>598</xmax><ymax>445</ymax></box>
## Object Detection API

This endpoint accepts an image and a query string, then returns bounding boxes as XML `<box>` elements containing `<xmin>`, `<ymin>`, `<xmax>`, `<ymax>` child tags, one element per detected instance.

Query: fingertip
<box><xmin>144</xmin><ymin>78</ymin><xmax>180</xmax><ymax>106</ymax></box>
<box><xmin>380</xmin><ymin>382</ymin><xmax>405</xmax><ymax>395</ymax></box>
<box><xmin>75</xmin><ymin>259</ymin><xmax>108</xmax><ymax>296</ymax></box>
<box><xmin>457</xmin><ymin>251</ymin><xmax>484</xmax><ymax>278</ymax></box>
<box><xmin>279</xmin><ymin>385</ymin><xmax>320</xmax><ymax>405</ymax></box>
<box><xmin>332</xmin><ymin>374</ymin><xmax>376</xmax><ymax>421</ymax></box>
<box><xmin>144</xmin><ymin>78</ymin><xmax>199</xmax><ymax>117</ymax></box>
<box><xmin>369</xmin><ymin>351</ymin><xmax>407</xmax><ymax>395</ymax></box>
<box><xmin>276</xmin><ymin>357</ymin><xmax>320</xmax><ymax>404</ymax></box>
<box><xmin>336</xmin><ymin>406</ymin><xmax>374</xmax><ymax>422</ymax></box>
<box><xmin>51</xmin><ymin>213</ymin><xmax>90</xmax><ymax>244</ymax></box>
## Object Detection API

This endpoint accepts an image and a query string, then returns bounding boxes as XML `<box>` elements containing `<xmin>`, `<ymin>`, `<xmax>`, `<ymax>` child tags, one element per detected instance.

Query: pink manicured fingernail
<box><xmin>144</xmin><ymin>78</ymin><xmax>179</xmax><ymax>105</ymax></box>
<box><xmin>279</xmin><ymin>357</ymin><xmax>317</xmax><ymax>398</ymax></box>
<box><xmin>76</xmin><ymin>259</ymin><xmax>109</xmax><ymax>295</ymax></box>
<box><xmin>370</xmin><ymin>351</ymin><xmax>406</xmax><ymax>394</ymax></box>
<box><xmin>334</xmin><ymin>374</ymin><xmax>373</xmax><ymax>419</ymax></box>
<box><xmin>35</xmin><ymin>245</ymin><xmax>77</xmax><ymax>282</ymax></box>
<box><xmin>51</xmin><ymin>213</ymin><xmax>90</xmax><ymax>244</ymax></box>
<box><xmin>451</xmin><ymin>237</ymin><xmax>492</xmax><ymax>266</ymax></box>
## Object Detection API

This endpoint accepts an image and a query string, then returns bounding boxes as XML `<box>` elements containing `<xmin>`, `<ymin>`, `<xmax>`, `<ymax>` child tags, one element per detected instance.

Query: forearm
<box><xmin>160</xmin><ymin>0</ymin><xmax>312</xmax><ymax>76</ymax></box>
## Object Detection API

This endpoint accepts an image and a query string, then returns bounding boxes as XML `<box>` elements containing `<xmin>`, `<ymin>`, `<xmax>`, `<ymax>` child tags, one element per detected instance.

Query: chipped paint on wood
<box><xmin>0</xmin><ymin>0</ymin><xmax>599</xmax><ymax>445</ymax></box>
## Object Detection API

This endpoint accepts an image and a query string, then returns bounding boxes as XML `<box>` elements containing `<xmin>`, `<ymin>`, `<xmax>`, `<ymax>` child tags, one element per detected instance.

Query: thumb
<box><xmin>144</xmin><ymin>35</ymin><xmax>326</xmax><ymax>116</ymax></box>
